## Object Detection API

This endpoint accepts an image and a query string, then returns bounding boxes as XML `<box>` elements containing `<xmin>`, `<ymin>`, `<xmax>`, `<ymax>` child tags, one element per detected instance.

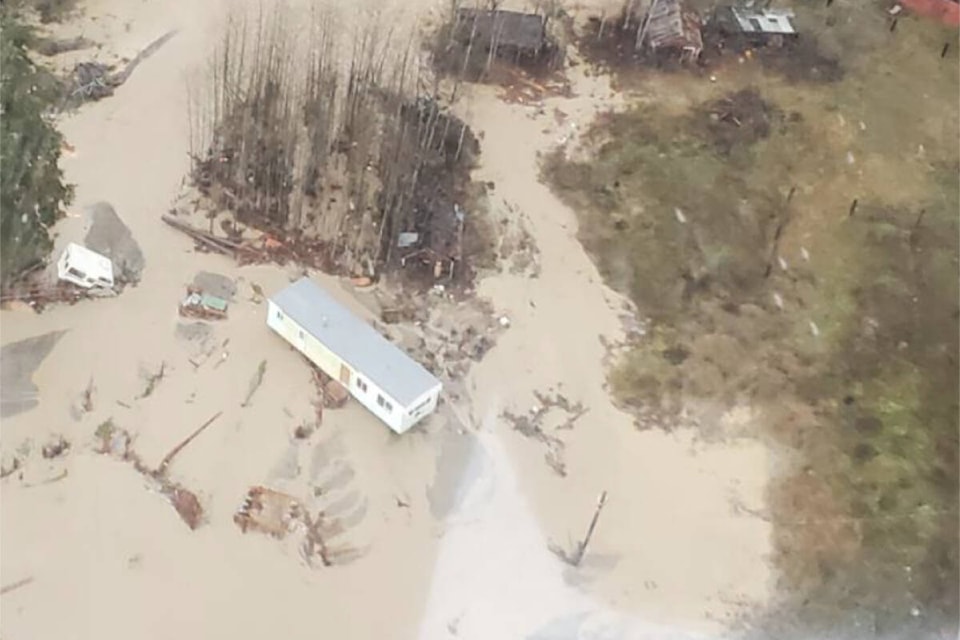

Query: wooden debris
<box><xmin>167</xmin><ymin>486</ymin><xmax>204</xmax><ymax>530</ymax></box>
<box><xmin>156</xmin><ymin>411</ymin><xmax>223</xmax><ymax>475</ymax></box>
<box><xmin>179</xmin><ymin>287</ymin><xmax>229</xmax><ymax>320</ymax></box>
<box><xmin>41</xmin><ymin>435</ymin><xmax>70</xmax><ymax>459</ymax></box>
<box><xmin>82</xmin><ymin>377</ymin><xmax>95</xmax><ymax>413</ymax></box>
<box><xmin>234</xmin><ymin>486</ymin><xmax>303</xmax><ymax>538</ymax></box>
<box><xmin>323</xmin><ymin>380</ymin><xmax>349</xmax><ymax>408</ymax></box>
<box><xmin>139</xmin><ymin>362</ymin><xmax>166</xmax><ymax>398</ymax></box>
<box><xmin>1</xmin><ymin>577</ymin><xmax>34</xmax><ymax>596</ymax></box>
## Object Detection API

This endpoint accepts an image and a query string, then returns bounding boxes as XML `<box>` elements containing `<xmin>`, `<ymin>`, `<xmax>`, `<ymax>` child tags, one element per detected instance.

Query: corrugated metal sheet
<box><xmin>270</xmin><ymin>278</ymin><xmax>440</xmax><ymax>406</ymax></box>
<box><xmin>730</xmin><ymin>8</ymin><xmax>796</xmax><ymax>34</ymax></box>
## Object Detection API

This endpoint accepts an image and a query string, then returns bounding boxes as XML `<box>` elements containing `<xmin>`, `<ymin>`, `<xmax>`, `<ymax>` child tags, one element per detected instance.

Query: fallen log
<box><xmin>162</xmin><ymin>215</ymin><xmax>243</xmax><ymax>255</ymax></box>
<box><xmin>110</xmin><ymin>30</ymin><xmax>178</xmax><ymax>87</ymax></box>
<box><xmin>156</xmin><ymin>411</ymin><xmax>222</xmax><ymax>476</ymax></box>
<box><xmin>1</xmin><ymin>577</ymin><xmax>34</xmax><ymax>596</ymax></box>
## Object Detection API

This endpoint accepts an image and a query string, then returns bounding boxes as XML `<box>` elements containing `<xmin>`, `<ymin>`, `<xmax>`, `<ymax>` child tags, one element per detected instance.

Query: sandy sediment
<box><xmin>1</xmin><ymin>0</ymin><xmax>774</xmax><ymax>638</ymax></box>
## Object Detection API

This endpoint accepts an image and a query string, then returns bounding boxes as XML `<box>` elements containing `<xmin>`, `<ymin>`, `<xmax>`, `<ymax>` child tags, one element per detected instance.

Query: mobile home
<box><xmin>267</xmin><ymin>278</ymin><xmax>442</xmax><ymax>434</ymax></box>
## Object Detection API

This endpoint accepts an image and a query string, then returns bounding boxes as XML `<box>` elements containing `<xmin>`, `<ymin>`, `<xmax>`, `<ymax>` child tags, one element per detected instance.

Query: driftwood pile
<box><xmin>66</xmin><ymin>31</ymin><xmax>178</xmax><ymax>105</ymax></box>
<box><xmin>162</xmin><ymin>215</ymin><xmax>335</xmax><ymax>271</ymax></box>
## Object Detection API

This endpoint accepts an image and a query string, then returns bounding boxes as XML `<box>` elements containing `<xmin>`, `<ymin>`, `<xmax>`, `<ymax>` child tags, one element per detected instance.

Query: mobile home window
<box><xmin>357</xmin><ymin>378</ymin><xmax>368</xmax><ymax>392</ymax></box>
<box><xmin>275</xmin><ymin>309</ymin><xmax>283</xmax><ymax>320</ymax></box>
<box><xmin>376</xmin><ymin>394</ymin><xmax>393</xmax><ymax>413</ymax></box>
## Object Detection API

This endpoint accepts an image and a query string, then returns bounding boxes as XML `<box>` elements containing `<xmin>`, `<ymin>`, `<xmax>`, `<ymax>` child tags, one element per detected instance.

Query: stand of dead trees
<box><xmin>189</xmin><ymin>5</ymin><xmax>479</xmax><ymax>279</ymax></box>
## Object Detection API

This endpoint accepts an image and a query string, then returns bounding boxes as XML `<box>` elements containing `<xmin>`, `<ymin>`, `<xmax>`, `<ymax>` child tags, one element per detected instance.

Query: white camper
<box><xmin>57</xmin><ymin>243</ymin><xmax>115</xmax><ymax>289</ymax></box>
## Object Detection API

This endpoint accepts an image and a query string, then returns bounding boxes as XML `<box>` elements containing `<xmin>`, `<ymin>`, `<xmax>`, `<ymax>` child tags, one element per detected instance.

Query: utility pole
<box><xmin>571</xmin><ymin>490</ymin><xmax>608</xmax><ymax>566</ymax></box>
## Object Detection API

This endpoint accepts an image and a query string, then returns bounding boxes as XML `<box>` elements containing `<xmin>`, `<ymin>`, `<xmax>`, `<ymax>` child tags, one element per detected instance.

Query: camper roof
<box><xmin>271</xmin><ymin>278</ymin><xmax>441</xmax><ymax>406</ymax></box>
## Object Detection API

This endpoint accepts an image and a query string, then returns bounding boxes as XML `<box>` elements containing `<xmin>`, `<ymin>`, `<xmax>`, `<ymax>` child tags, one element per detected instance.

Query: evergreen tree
<box><xmin>0</xmin><ymin>10</ymin><xmax>72</xmax><ymax>287</ymax></box>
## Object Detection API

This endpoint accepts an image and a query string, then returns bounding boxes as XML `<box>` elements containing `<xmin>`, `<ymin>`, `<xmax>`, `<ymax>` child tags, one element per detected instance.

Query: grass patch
<box><xmin>544</xmin><ymin>8</ymin><xmax>958</xmax><ymax>634</ymax></box>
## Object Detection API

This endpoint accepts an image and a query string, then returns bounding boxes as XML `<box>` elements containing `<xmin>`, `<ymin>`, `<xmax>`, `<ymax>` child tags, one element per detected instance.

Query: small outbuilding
<box><xmin>57</xmin><ymin>242</ymin><xmax>115</xmax><ymax>289</ymax></box>
<box><xmin>710</xmin><ymin>5</ymin><xmax>799</xmax><ymax>44</ymax></box>
<box><xmin>267</xmin><ymin>278</ymin><xmax>442</xmax><ymax>434</ymax></box>
<box><xmin>454</xmin><ymin>8</ymin><xmax>554</xmax><ymax>64</ymax></box>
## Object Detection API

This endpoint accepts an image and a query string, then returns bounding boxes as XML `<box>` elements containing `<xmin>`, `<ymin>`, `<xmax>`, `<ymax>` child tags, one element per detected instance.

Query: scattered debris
<box><xmin>138</xmin><ymin>362</ymin><xmax>166</xmax><ymax>399</ymax></box>
<box><xmin>502</xmin><ymin>408</ymin><xmax>566</xmax><ymax>477</ymax></box>
<box><xmin>168</xmin><ymin>487</ymin><xmax>204</xmax><ymax>530</ymax></box>
<box><xmin>240</xmin><ymin>361</ymin><xmax>267</xmax><ymax>408</ymax></box>
<box><xmin>234</xmin><ymin>486</ymin><xmax>303</xmax><ymax>538</ymax></box>
<box><xmin>81</xmin><ymin>377</ymin><xmax>95</xmax><ymax>413</ymax></box>
<box><xmin>94</xmin><ymin>417</ymin><xmax>213</xmax><ymax>530</ymax></box>
<box><xmin>180</xmin><ymin>288</ymin><xmax>229</xmax><ymax>320</ymax></box>
<box><xmin>24</xmin><ymin>469</ymin><xmax>69</xmax><ymax>488</ymax></box>
<box><xmin>301</xmin><ymin>510</ymin><xmax>334</xmax><ymax>567</ymax></box>
<box><xmin>66</xmin><ymin>31</ymin><xmax>178</xmax><ymax>104</ymax></box>
<box><xmin>1</xmin><ymin>452</ymin><xmax>21</xmax><ymax>479</ymax></box>
<box><xmin>294</xmin><ymin>422</ymin><xmax>316</xmax><ymax>440</ymax></box>
<box><xmin>41</xmin><ymin>435</ymin><xmax>70</xmax><ymax>459</ymax></box>
<box><xmin>696</xmin><ymin>88</ymin><xmax>783</xmax><ymax>155</ymax></box>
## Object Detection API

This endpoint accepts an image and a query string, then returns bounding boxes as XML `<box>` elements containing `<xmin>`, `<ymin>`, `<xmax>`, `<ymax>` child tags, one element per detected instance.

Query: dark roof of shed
<box><xmin>271</xmin><ymin>278</ymin><xmax>441</xmax><ymax>406</ymax></box>
<box><xmin>455</xmin><ymin>9</ymin><xmax>547</xmax><ymax>50</ymax></box>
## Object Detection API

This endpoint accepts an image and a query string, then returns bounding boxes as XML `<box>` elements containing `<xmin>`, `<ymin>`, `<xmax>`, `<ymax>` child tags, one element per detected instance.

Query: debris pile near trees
<box><xmin>65</xmin><ymin>31</ymin><xmax>178</xmax><ymax>105</ymax></box>
<box><xmin>187</xmin><ymin>6</ymin><xmax>487</xmax><ymax>288</ymax></box>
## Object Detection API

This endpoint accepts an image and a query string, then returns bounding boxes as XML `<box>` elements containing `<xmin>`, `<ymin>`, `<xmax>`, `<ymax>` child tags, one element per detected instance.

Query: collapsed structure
<box><xmin>636</xmin><ymin>0</ymin><xmax>704</xmax><ymax>62</ymax></box>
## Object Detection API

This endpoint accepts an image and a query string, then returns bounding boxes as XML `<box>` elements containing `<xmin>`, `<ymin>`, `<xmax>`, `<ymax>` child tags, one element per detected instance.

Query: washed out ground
<box><xmin>2</xmin><ymin>1</ymin><xmax>948</xmax><ymax>640</ymax></box>
<box><xmin>546</xmin><ymin>2</ymin><xmax>958</xmax><ymax>638</ymax></box>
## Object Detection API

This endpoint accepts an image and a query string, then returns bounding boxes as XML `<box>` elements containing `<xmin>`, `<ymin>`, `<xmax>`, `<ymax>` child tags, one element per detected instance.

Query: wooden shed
<box><xmin>637</xmin><ymin>0</ymin><xmax>704</xmax><ymax>62</ymax></box>
<box><xmin>455</xmin><ymin>8</ymin><xmax>552</xmax><ymax>62</ymax></box>
<box><xmin>268</xmin><ymin>278</ymin><xmax>442</xmax><ymax>434</ymax></box>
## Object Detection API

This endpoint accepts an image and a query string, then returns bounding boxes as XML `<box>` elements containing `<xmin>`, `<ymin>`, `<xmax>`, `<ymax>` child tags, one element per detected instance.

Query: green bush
<box><xmin>0</xmin><ymin>10</ymin><xmax>72</xmax><ymax>287</ymax></box>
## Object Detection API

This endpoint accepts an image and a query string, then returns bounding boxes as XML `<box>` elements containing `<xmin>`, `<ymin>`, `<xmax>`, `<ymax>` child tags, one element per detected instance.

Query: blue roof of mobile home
<box><xmin>270</xmin><ymin>278</ymin><xmax>441</xmax><ymax>406</ymax></box>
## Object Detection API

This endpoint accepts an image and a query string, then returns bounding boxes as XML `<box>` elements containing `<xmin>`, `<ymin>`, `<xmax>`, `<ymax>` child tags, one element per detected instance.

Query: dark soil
<box><xmin>693</xmin><ymin>88</ymin><xmax>787</xmax><ymax>155</ymax></box>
